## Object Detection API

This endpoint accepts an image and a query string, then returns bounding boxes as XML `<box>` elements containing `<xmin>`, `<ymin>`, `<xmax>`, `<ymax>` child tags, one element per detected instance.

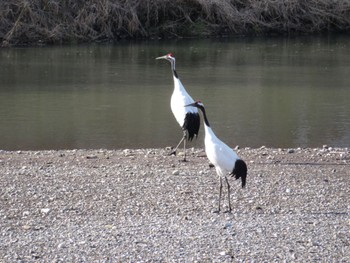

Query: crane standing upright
<box><xmin>186</xmin><ymin>100</ymin><xmax>247</xmax><ymax>213</ymax></box>
<box><xmin>156</xmin><ymin>53</ymin><xmax>200</xmax><ymax>161</ymax></box>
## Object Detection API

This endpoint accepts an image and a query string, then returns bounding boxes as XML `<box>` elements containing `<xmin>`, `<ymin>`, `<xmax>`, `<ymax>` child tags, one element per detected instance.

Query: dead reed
<box><xmin>1</xmin><ymin>0</ymin><xmax>350</xmax><ymax>46</ymax></box>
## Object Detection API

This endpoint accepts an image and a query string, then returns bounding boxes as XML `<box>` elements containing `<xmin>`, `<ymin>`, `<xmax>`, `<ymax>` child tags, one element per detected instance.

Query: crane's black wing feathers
<box><xmin>183</xmin><ymin>112</ymin><xmax>200</xmax><ymax>141</ymax></box>
<box><xmin>231</xmin><ymin>159</ymin><xmax>247</xmax><ymax>188</ymax></box>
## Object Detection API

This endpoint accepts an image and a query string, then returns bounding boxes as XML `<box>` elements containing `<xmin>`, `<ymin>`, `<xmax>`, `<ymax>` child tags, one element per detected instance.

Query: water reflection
<box><xmin>0</xmin><ymin>36</ymin><xmax>349</xmax><ymax>150</ymax></box>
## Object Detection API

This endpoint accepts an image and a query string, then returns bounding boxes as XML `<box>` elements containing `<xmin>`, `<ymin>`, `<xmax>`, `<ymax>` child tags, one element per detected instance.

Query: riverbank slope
<box><xmin>1</xmin><ymin>0</ymin><xmax>350</xmax><ymax>46</ymax></box>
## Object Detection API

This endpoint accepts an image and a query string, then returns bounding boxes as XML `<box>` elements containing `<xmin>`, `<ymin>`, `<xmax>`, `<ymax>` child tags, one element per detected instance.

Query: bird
<box><xmin>185</xmin><ymin>100</ymin><xmax>247</xmax><ymax>213</ymax></box>
<box><xmin>156</xmin><ymin>53</ymin><xmax>200</xmax><ymax>161</ymax></box>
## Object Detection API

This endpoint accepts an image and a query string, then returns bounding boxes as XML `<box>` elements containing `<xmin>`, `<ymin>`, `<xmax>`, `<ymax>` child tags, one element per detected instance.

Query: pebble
<box><xmin>22</xmin><ymin>211</ymin><xmax>30</xmax><ymax>217</ymax></box>
<box><xmin>22</xmin><ymin>225</ymin><xmax>31</xmax><ymax>230</ymax></box>
<box><xmin>41</xmin><ymin>208</ymin><xmax>51</xmax><ymax>214</ymax></box>
<box><xmin>57</xmin><ymin>243</ymin><xmax>67</xmax><ymax>249</ymax></box>
<box><xmin>224</xmin><ymin>222</ymin><xmax>233</xmax><ymax>229</ymax></box>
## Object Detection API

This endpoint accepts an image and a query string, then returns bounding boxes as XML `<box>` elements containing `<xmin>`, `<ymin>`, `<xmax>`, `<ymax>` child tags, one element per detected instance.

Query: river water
<box><xmin>0</xmin><ymin>36</ymin><xmax>349</xmax><ymax>150</ymax></box>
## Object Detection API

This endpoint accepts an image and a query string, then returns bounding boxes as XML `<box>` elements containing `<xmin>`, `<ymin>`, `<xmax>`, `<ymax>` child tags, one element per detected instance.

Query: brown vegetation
<box><xmin>1</xmin><ymin>0</ymin><xmax>350</xmax><ymax>46</ymax></box>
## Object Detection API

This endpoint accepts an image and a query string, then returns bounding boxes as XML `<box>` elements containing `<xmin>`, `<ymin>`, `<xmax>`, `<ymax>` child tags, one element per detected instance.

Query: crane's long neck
<box><xmin>199</xmin><ymin>106</ymin><xmax>210</xmax><ymax>128</ymax></box>
<box><xmin>199</xmin><ymin>106</ymin><xmax>220</xmax><ymax>144</ymax></box>
<box><xmin>170</xmin><ymin>60</ymin><xmax>178</xmax><ymax>78</ymax></box>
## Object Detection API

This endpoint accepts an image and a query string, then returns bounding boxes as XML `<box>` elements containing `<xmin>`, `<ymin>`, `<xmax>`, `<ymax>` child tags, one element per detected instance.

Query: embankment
<box><xmin>1</xmin><ymin>0</ymin><xmax>350</xmax><ymax>46</ymax></box>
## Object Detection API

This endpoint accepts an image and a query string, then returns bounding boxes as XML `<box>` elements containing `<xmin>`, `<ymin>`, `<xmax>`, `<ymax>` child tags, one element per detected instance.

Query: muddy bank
<box><xmin>0</xmin><ymin>147</ymin><xmax>349</xmax><ymax>261</ymax></box>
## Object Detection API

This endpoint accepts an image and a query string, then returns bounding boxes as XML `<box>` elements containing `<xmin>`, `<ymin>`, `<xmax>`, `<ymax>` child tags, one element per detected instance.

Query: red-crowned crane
<box><xmin>185</xmin><ymin>101</ymin><xmax>247</xmax><ymax>213</ymax></box>
<box><xmin>156</xmin><ymin>53</ymin><xmax>200</xmax><ymax>161</ymax></box>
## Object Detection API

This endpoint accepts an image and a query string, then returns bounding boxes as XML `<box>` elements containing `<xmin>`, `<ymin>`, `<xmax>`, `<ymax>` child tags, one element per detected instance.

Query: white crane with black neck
<box><xmin>156</xmin><ymin>53</ymin><xmax>200</xmax><ymax>162</ymax></box>
<box><xmin>185</xmin><ymin>100</ymin><xmax>247</xmax><ymax>213</ymax></box>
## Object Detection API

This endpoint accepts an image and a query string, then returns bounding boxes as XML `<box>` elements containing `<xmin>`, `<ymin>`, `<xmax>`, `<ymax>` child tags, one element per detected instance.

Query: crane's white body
<box><xmin>170</xmin><ymin>76</ymin><xmax>198</xmax><ymax>127</ymax></box>
<box><xmin>156</xmin><ymin>53</ymin><xmax>200</xmax><ymax>161</ymax></box>
<box><xmin>186</xmin><ymin>101</ymin><xmax>247</xmax><ymax>212</ymax></box>
<box><xmin>204</xmin><ymin>125</ymin><xmax>239</xmax><ymax>178</ymax></box>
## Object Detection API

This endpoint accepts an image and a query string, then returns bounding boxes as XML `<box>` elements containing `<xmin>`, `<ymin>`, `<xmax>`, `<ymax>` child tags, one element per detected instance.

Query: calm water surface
<box><xmin>0</xmin><ymin>36</ymin><xmax>350</xmax><ymax>150</ymax></box>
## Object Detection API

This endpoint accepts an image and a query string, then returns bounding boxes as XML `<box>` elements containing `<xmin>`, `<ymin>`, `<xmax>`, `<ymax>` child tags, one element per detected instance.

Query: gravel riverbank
<box><xmin>1</xmin><ymin>147</ymin><xmax>349</xmax><ymax>262</ymax></box>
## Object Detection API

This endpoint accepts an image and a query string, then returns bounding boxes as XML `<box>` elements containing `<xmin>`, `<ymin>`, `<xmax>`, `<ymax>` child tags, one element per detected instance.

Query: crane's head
<box><xmin>155</xmin><ymin>53</ymin><xmax>175</xmax><ymax>63</ymax></box>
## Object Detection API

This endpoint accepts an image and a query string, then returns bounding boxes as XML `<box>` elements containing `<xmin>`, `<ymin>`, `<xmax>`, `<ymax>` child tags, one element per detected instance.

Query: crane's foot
<box><xmin>169</xmin><ymin>150</ymin><xmax>177</xmax><ymax>156</ymax></box>
<box><xmin>167</xmin><ymin>149</ymin><xmax>188</xmax><ymax>162</ymax></box>
<box><xmin>213</xmin><ymin>209</ymin><xmax>231</xmax><ymax>214</ymax></box>
<box><xmin>179</xmin><ymin>157</ymin><xmax>188</xmax><ymax>162</ymax></box>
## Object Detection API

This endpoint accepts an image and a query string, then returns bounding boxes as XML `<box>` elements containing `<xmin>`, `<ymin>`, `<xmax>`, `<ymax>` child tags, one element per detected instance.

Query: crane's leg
<box><xmin>183</xmin><ymin>135</ymin><xmax>187</xmax><ymax>162</ymax></box>
<box><xmin>170</xmin><ymin>131</ymin><xmax>187</xmax><ymax>161</ymax></box>
<box><xmin>214</xmin><ymin>176</ymin><xmax>223</xmax><ymax>213</ymax></box>
<box><xmin>170</xmin><ymin>136</ymin><xmax>185</xmax><ymax>155</ymax></box>
<box><xmin>225</xmin><ymin>176</ymin><xmax>232</xmax><ymax>213</ymax></box>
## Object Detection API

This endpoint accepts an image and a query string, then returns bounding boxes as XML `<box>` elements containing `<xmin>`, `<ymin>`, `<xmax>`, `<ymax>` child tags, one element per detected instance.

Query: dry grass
<box><xmin>1</xmin><ymin>0</ymin><xmax>350</xmax><ymax>46</ymax></box>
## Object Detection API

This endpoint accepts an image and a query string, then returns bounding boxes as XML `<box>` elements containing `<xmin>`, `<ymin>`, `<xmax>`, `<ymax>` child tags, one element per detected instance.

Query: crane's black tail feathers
<box><xmin>230</xmin><ymin>159</ymin><xmax>247</xmax><ymax>188</ymax></box>
<box><xmin>183</xmin><ymin>112</ymin><xmax>200</xmax><ymax>141</ymax></box>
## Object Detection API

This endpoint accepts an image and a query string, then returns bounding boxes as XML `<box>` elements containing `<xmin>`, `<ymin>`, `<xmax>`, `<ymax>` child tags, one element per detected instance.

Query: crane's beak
<box><xmin>155</xmin><ymin>55</ymin><xmax>167</xmax><ymax>60</ymax></box>
<box><xmin>184</xmin><ymin>102</ymin><xmax>197</xmax><ymax>107</ymax></box>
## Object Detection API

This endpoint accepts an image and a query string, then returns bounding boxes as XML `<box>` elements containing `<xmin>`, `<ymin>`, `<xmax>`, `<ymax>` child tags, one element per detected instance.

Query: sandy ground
<box><xmin>0</xmin><ymin>147</ymin><xmax>349</xmax><ymax>262</ymax></box>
